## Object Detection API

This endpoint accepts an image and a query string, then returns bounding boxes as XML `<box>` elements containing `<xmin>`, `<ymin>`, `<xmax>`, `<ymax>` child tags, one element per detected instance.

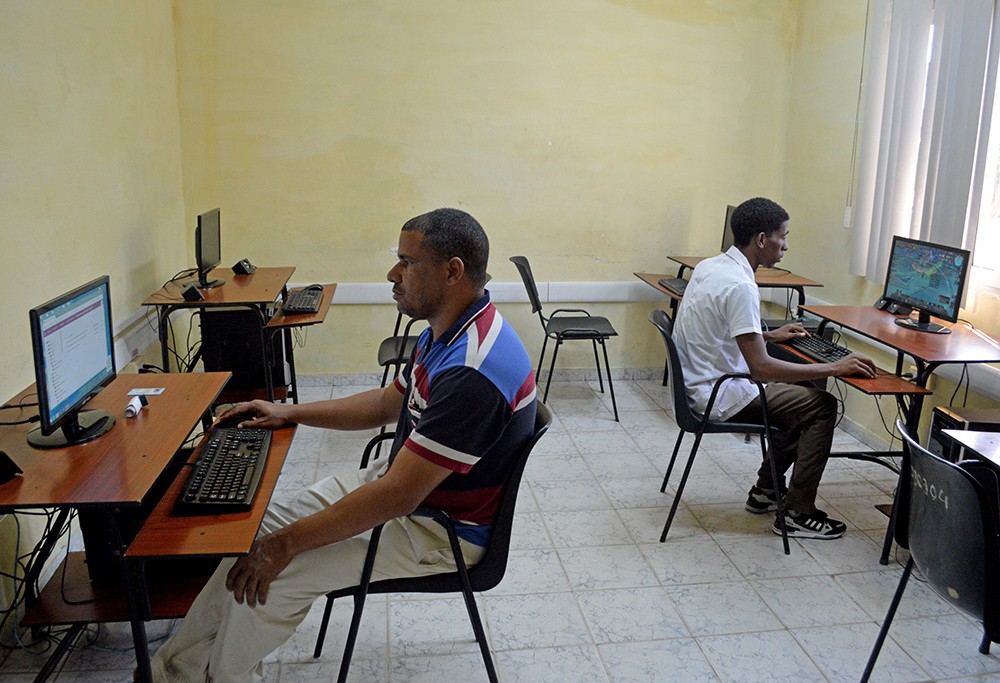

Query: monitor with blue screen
<box><xmin>882</xmin><ymin>236</ymin><xmax>970</xmax><ymax>335</ymax></box>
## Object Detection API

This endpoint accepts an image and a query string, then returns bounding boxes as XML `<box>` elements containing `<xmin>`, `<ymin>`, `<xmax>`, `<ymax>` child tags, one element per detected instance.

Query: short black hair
<box><xmin>401</xmin><ymin>208</ymin><xmax>490</xmax><ymax>289</ymax></box>
<box><xmin>730</xmin><ymin>197</ymin><xmax>789</xmax><ymax>248</ymax></box>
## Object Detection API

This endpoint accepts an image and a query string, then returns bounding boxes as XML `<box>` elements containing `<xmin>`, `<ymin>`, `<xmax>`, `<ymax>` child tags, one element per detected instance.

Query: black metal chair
<box><xmin>861</xmin><ymin>419</ymin><xmax>1000</xmax><ymax>681</ymax></box>
<box><xmin>377</xmin><ymin>312</ymin><xmax>420</xmax><ymax>388</ymax></box>
<box><xmin>648</xmin><ymin>309</ymin><xmax>789</xmax><ymax>554</ymax></box>
<box><xmin>509</xmin><ymin>255</ymin><xmax>618</xmax><ymax>421</ymax></box>
<box><xmin>312</xmin><ymin>404</ymin><xmax>552</xmax><ymax>683</ymax></box>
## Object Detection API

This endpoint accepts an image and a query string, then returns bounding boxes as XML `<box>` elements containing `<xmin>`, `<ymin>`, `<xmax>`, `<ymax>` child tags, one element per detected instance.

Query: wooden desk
<box><xmin>0</xmin><ymin>373</ymin><xmax>222</xmax><ymax>680</ymax></box>
<box><xmin>943</xmin><ymin>429</ymin><xmax>1000</xmax><ymax>468</ymax></box>
<box><xmin>801</xmin><ymin>305</ymin><xmax>1000</xmax><ymax>564</ymax></box>
<box><xmin>666</xmin><ymin>255</ymin><xmax>823</xmax><ymax>315</ymax></box>
<box><xmin>143</xmin><ymin>268</ymin><xmax>335</xmax><ymax>404</ymax></box>
<box><xmin>799</xmin><ymin>305</ymin><xmax>1000</xmax><ymax>387</ymax></box>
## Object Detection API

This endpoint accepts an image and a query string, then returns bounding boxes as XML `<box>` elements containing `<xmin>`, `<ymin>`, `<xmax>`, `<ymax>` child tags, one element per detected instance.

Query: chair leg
<box><xmin>312</xmin><ymin>594</ymin><xmax>336</xmax><ymax>659</ymax></box>
<box><xmin>536</xmin><ymin>336</ymin><xmax>549</xmax><ymax>383</ymax></box>
<box><xmin>981</xmin><ymin>631</ymin><xmax>992</xmax><ymax>655</ymax></box>
<box><xmin>456</xmin><ymin>571</ymin><xmax>499</xmax><ymax>683</ymax></box>
<box><xmin>591</xmin><ymin>340</ymin><xmax>605</xmax><ymax>393</ymax></box>
<box><xmin>599</xmin><ymin>339</ymin><xmax>618</xmax><ymax>421</ymax></box>
<box><xmin>337</xmin><ymin>593</ymin><xmax>368</xmax><ymax>683</ymax></box>
<box><xmin>860</xmin><ymin>558</ymin><xmax>913</xmax><ymax>683</ymax></box>
<box><xmin>660</xmin><ymin>433</ymin><xmax>703</xmax><ymax>542</ymax></box>
<box><xmin>543</xmin><ymin>340</ymin><xmax>561</xmax><ymax>404</ymax></box>
<box><xmin>760</xmin><ymin>436</ymin><xmax>790</xmax><ymax>555</ymax></box>
<box><xmin>661</xmin><ymin>431</ymin><xmax>686</xmax><ymax>493</ymax></box>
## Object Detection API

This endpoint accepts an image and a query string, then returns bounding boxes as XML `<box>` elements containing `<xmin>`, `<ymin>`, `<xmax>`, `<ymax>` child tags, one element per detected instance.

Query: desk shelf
<box><xmin>21</xmin><ymin>553</ymin><xmax>214</xmax><ymax>626</ymax></box>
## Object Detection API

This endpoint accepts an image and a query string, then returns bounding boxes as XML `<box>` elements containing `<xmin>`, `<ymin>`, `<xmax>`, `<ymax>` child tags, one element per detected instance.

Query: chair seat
<box><xmin>545</xmin><ymin>315</ymin><xmax>617</xmax><ymax>339</ymax></box>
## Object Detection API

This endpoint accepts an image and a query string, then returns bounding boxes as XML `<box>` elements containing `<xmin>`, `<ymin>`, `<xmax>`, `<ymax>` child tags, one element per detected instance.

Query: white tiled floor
<box><xmin>3</xmin><ymin>377</ymin><xmax>1000</xmax><ymax>682</ymax></box>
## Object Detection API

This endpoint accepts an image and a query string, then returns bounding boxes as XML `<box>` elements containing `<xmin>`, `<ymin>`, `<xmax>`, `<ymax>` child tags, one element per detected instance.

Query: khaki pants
<box><xmin>728</xmin><ymin>382</ymin><xmax>838</xmax><ymax>514</ymax></box>
<box><xmin>150</xmin><ymin>464</ymin><xmax>484</xmax><ymax>683</ymax></box>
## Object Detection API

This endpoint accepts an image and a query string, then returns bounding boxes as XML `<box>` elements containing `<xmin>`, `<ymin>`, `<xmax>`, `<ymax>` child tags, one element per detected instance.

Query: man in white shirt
<box><xmin>673</xmin><ymin>197</ymin><xmax>876</xmax><ymax>539</ymax></box>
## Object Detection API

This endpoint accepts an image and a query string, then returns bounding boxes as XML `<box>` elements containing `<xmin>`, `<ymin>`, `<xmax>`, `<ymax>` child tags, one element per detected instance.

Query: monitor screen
<box><xmin>28</xmin><ymin>275</ymin><xmax>117</xmax><ymax>448</ymax></box>
<box><xmin>883</xmin><ymin>235</ymin><xmax>970</xmax><ymax>334</ymax></box>
<box><xmin>196</xmin><ymin>208</ymin><xmax>224</xmax><ymax>289</ymax></box>
<box><xmin>721</xmin><ymin>204</ymin><xmax>736</xmax><ymax>252</ymax></box>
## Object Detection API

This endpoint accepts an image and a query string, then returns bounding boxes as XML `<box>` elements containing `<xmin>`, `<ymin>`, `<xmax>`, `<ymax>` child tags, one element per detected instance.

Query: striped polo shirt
<box><xmin>390</xmin><ymin>292</ymin><xmax>537</xmax><ymax>545</ymax></box>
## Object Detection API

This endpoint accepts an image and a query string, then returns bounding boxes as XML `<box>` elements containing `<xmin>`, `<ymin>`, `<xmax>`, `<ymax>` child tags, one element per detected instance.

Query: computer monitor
<box><xmin>196</xmin><ymin>208</ymin><xmax>224</xmax><ymax>289</ymax></box>
<box><xmin>882</xmin><ymin>235</ymin><xmax>970</xmax><ymax>335</ymax></box>
<box><xmin>27</xmin><ymin>275</ymin><xmax>117</xmax><ymax>449</ymax></box>
<box><xmin>721</xmin><ymin>204</ymin><xmax>736</xmax><ymax>252</ymax></box>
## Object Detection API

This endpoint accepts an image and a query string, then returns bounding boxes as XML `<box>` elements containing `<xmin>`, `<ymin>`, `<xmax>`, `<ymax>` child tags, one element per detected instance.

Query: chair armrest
<box><xmin>360</xmin><ymin>431</ymin><xmax>396</xmax><ymax>469</ymax></box>
<box><xmin>701</xmin><ymin>372</ymin><xmax>770</xmax><ymax>433</ymax></box>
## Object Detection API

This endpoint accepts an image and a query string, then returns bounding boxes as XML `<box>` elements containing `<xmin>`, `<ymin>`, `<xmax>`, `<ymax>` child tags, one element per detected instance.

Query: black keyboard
<box><xmin>175</xmin><ymin>427</ymin><xmax>271</xmax><ymax>514</ymax></box>
<box><xmin>282</xmin><ymin>286</ymin><xmax>323</xmax><ymax>314</ymax></box>
<box><xmin>787</xmin><ymin>334</ymin><xmax>852</xmax><ymax>363</ymax></box>
<box><xmin>658</xmin><ymin>277</ymin><xmax>688</xmax><ymax>297</ymax></box>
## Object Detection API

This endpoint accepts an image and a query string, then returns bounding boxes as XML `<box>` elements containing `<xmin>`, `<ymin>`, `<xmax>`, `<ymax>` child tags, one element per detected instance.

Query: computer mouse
<box><xmin>305</xmin><ymin>284</ymin><xmax>323</xmax><ymax>292</ymax></box>
<box><xmin>213</xmin><ymin>412</ymin><xmax>249</xmax><ymax>429</ymax></box>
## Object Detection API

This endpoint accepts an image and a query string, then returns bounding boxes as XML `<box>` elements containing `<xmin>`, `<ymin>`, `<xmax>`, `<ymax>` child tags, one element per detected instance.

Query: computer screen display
<box><xmin>28</xmin><ymin>275</ymin><xmax>117</xmax><ymax>448</ymax></box>
<box><xmin>883</xmin><ymin>235</ymin><xmax>970</xmax><ymax>334</ymax></box>
<box><xmin>196</xmin><ymin>208</ymin><xmax>224</xmax><ymax>288</ymax></box>
<box><xmin>721</xmin><ymin>204</ymin><xmax>736</xmax><ymax>252</ymax></box>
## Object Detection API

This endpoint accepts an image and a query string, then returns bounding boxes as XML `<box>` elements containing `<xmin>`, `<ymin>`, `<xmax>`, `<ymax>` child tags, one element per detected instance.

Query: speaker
<box><xmin>181</xmin><ymin>283</ymin><xmax>205</xmax><ymax>302</ymax></box>
<box><xmin>927</xmin><ymin>406</ymin><xmax>1000</xmax><ymax>462</ymax></box>
<box><xmin>232</xmin><ymin>258</ymin><xmax>256</xmax><ymax>275</ymax></box>
<box><xmin>200</xmin><ymin>307</ymin><xmax>290</xmax><ymax>390</ymax></box>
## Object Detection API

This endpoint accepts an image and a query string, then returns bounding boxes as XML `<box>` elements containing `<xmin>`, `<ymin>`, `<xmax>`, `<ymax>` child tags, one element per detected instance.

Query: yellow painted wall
<box><xmin>0</xmin><ymin>1</ymin><xmax>186</xmax><ymax>401</ymax></box>
<box><xmin>0</xmin><ymin>0</ymin><xmax>185</xmax><ymax>637</ymax></box>
<box><xmin>172</xmin><ymin>0</ymin><xmax>799</xmax><ymax>375</ymax></box>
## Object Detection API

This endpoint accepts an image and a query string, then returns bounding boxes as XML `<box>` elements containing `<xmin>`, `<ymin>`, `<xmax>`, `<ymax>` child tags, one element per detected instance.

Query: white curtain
<box><xmin>850</xmin><ymin>0</ymin><xmax>998</xmax><ymax>282</ymax></box>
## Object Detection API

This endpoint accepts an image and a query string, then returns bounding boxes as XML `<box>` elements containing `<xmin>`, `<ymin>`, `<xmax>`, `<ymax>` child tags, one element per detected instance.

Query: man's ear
<box><xmin>756</xmin><ymin>232</ymin><xmax>766</xmax><ymax>248</ymax></box>
<box><xmin>445</xmin><ymin>256</ymin><xmax>466</xmax><ymax>284</ymax></box>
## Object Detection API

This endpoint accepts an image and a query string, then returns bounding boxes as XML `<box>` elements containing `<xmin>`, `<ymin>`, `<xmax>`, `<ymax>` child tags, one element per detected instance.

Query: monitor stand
<box><xmin>894</xmin><ymin>312</ymin><xmax>951</xmax><ymax>335</ymax></box>
<box><xmin>198</xmin><ymin>272</ymin><xmax>225</xmax><ymax>289</ymax></box>
<box><xmin>27</xmin><ymin>409</ymin><xmax>116</xmax><ymax>449</ymax></box>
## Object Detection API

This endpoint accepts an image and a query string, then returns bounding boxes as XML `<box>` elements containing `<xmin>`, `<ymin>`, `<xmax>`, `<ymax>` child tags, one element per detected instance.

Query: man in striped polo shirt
<box><xmin>152</xmin><ymin>208</ymin><xmax>537</xmax><ymax>683</ymax></box>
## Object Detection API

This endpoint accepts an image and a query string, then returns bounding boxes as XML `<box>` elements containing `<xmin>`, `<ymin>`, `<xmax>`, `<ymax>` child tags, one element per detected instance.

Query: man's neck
<box><xmin>427</xmin><ymin>290</ymin><xmax>484</xmax><ymax>341</ymax></box>
<box><xmin>737</xmin><ymin>246</ymin><xmax>761</xmax><ymax>272</ymax></box>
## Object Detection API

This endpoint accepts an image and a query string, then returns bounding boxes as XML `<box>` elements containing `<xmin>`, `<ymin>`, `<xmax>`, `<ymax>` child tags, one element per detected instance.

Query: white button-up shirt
<box><xmin>673</xmin><ymin>247</ymin><xmax>762</xmax><ymax>420</ymax></box>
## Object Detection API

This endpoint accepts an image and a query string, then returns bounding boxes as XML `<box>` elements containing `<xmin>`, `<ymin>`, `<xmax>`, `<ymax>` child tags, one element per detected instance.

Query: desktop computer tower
<box><xmin>200</xmin><ymin>307</ymin><xmax>290</xmax><ymax>390</ymax></box>
<box><xmin>927</xmin><ymin>406</ymin><xmax>1000</xmax><ymax>462</ymax></box>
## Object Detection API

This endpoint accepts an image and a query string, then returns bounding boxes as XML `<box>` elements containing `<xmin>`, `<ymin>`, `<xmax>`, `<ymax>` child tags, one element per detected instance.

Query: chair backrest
<box><xmin>647</xmin><ymin>309</ymin><xmax>704</xmax><ymax>433</ymax></box>
<box><xmin>896</xmin><ymin>419</ymin><xmax>1000</xmax><ymax>628</ymax></box>
<box><xmin>468</xmin><ymin>402</ymin><xmax>551</xmax><ymax>590</ymax></box>
<box><xmin>509</xmin><ymin>256</ymin><xmax>545</xmax><ymax>318</ymax></box>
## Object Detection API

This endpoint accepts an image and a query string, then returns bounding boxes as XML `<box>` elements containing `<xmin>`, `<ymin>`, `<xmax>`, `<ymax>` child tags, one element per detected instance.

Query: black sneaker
<box><xmin>745</xmin><ymin>485</ymin><xmax>782</xmax><ymax>514</ymax></box>
<box><xmin>772</xmin><ymin>509</ymin><xmax>846</xmax><ymax>540</ymax></box>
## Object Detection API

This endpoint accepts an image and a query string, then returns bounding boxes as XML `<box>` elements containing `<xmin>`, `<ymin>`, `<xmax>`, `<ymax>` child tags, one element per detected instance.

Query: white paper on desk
<box><xmin>128</xmin><ymin>388</ymin><xmax>165</xmax><ymax>396</ymax></box>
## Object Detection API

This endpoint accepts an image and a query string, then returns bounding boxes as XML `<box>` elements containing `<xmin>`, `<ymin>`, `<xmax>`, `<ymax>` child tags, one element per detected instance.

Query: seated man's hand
<box><xmin>215</xmin><ymin>400</ymin><xmax>290</xmax><ymax>430</ymax></box>
<box><xmin>830</xmin><ymin>353</ymin><xmax>877</xmax><ymax>379</ymax></box>
<box><xmin>225</xmin><ymin>533</ymin><xmax>293</xmax><ymax>608</ymax></box>
<box><xmin>766</xmin><ymin>322</ymin><xmax>809</xmax><ymax>343</ymax></box>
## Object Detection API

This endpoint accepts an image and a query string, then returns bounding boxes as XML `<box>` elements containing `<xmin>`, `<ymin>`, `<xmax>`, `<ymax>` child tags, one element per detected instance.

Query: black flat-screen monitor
<box><xmin>27</xmin><ymin>275</ymin><xmax>117</xmax><ymax>448</ymax></box>
<box><xmin>196</xmin><ymin>208</ymin><xmax>224</xmax><ymax>289</ymax></box>
<box><xmin>882</xmin><ymin>235</ymin><xmax>970</xmax><ymax>334</ymax></box>
<box><xmin>721</xmin><ymin>204</ymin><xmax>736</xmax><ymax>252</ymax></box>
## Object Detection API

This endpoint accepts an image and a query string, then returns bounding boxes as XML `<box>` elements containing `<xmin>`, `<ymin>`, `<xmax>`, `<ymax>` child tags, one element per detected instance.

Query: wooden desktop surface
<box><xmin>0</xmin><ymin>373</ymin><xmax>229</xmax><ymax>509</ymax></box>
<box><xmin>667</xmin><ymin>256</ymin><xmax>824</xmax><ymax>288</ymax></box>
<box><xmin>126</xmin><ymin>424</ymin><xmax>295</xmax><ymax>559</ymax></box>
<box><xmin>141</xmin><ymin>266</ymin><xmax>295</xmax><ymax>307</ymax></box>
<box><xmin>943</xmin><ymin>429</ymin><xmax>1000</xmax><ymax>467</ymax></box>
<box><xmin>800</xmin><ymin>305</ymin><xmax>1000</xmax><ymax>365</ymax></box>
<box><xmin>635</xmin><ymin>272</ymin><xmax>683</xmax><ymax>301</ymax></box>
<box><xmin>777</xmin><ymin>346</ymin><xmax>931</xmax><ymax>396</ymax></box>
<box><xmin>268</xmin><ymin>283</ymin><xmax>337</xmax><ymax>328</ymax></box>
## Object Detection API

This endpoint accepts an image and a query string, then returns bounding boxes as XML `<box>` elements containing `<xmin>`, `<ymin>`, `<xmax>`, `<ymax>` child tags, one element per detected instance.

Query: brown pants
<box><xmin>728</xmin><ymin>383</ymin><xmax>837</xmax><ymax>514</ymax></box>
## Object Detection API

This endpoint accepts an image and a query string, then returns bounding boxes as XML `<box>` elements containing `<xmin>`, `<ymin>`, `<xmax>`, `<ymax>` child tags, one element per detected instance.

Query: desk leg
<box><xmin>32</xmin><ymin>623</ymin><xmax>86</xmax><ymax>683</ymax></box>
<box><xmin>125</xmin><ymin>558</ymin><xmax>154</xmax><ymax>683</ymax></box>
<box><xmin>284</xmin><ymin>328</ymin><xmax>298</xmax><ymax>404</ymax></box>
